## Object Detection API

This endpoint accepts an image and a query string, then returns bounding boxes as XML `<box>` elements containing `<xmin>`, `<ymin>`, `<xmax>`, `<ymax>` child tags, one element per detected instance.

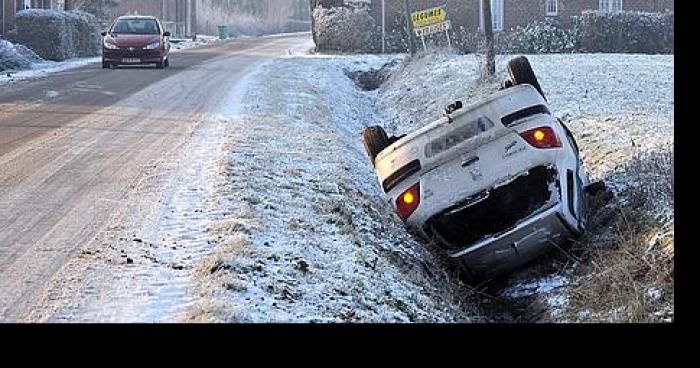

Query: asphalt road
<box><xmin>0</xmin><ymin>32</ymin><xmax>311</xmax><ymax>321</ymax></box>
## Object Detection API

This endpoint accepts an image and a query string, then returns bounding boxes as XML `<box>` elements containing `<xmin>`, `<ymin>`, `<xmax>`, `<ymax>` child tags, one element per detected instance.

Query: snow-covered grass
<box><xmin>186</xmin><ymin>53</ymin><xmax>486</xmax><ymax>323</ymax></box>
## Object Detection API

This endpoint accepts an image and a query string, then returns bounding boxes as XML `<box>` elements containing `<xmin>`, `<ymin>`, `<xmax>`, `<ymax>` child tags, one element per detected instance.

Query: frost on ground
<box><xmin>1</xmin><ymin>38</ymin><xmax>99</xmax><ymax>85</ymax></box>
<box><xmin>187</xmin><ymin>54</ymin><xmax>486</xmax><ymax>323</ymax></box>
<box><xmin>169</xmin><ymin>35</ymin><xmax>223</xmax><ymax>51</ymax></box>
<box><xmin>0</xmin><ymin>39</ymin><xmax>43</xmax><ymax>72</ymax></box>
<box><xmin>375</xmin><ymin>50</ymin><xmax>673</xmax><ymax>322</ymax></box>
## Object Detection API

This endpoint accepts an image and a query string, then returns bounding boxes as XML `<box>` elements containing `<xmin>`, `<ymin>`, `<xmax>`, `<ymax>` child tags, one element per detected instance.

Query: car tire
<box><xmin>164</xmin><ymin>57</ymin><xmax>170</xmax><ymax>68</ymax></box>
<box><xmin>507</xmin><ymin>56</ymin><xmax>546</xmax><ymax>100</ymax></box>
<box><xmin>362</xmin><ymin>126</ymin><xmax>390</xmax><ymax>167</ymax></box>
<box><xmin>156</xmin><ymin>59</ymin><xmax>165</xmax><ymax>69</ymax></box>
<box><xmin>102</xmin><ymin>61</ymin><xmax>110</xmax><ymax>69</ymax></box>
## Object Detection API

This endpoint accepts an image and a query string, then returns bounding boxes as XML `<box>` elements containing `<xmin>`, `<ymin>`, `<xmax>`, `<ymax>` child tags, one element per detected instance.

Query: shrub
<box><xmin>313</xmin><ymin>6</ymin><xmax>380</xmax><ymax>53</ymax></box>
<box><xmin>575</xmin><ymin>10</ymin><xmax>673</xmax><ymax>54</ymax></box>
<box><xmin>499</xmin><ymin>18</ymin><xmax>579</xmax><ymax>54</ymax></box>
<box><xmin>9</xmin><ymin>9</ymin><xmax>101</xmax><ymax>61</ymax></box>
<box><xmin>461</xmin><ymin>10</ymin><xmax>673</xmax><ymax>55</ymax></box>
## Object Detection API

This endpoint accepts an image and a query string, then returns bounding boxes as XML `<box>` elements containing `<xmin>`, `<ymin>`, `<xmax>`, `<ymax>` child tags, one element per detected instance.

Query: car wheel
<box><xmin>362</xmin><ymin>126</ymin><xmax>390</xmax><ymax>167</ymax></box>
<box><xmin>102</xmin><ymin>61</ymin><xmax>110</xmax><ymax>69</ymax></box>
<box><xmin>507</xmin><ymin>56</ymin><xmax>546</xmax><ymax>100</ymax></box>
<box><xmin>156</xmin><ymin>59</ymin><xmax>165</xmax><ymax>69</ymax></box>
<box><xmin>164</xmin><ymin>57</ymin><xmax>170</xmax><ymax>68</ymax></box>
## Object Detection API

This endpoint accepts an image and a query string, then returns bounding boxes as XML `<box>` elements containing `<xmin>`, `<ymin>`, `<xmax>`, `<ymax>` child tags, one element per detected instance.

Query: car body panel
<box><xmin>371</xmin><ymin>84</ymin><xmax>590</xmax><ymax>278</ymax></box>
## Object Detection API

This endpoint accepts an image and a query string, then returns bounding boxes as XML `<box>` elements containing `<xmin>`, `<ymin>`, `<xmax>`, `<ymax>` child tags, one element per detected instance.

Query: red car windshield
<box><xmin>111</xmin><ymin>19</ymin><xmax>160</xmax><ymax>35</ymax></box>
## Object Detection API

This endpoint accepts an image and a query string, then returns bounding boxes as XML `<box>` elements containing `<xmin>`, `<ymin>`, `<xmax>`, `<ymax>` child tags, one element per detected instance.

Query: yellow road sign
<box><xmin>411</xmin><ymin>5</ymin><xmax>449</xmax><ymax>28</ymax></box>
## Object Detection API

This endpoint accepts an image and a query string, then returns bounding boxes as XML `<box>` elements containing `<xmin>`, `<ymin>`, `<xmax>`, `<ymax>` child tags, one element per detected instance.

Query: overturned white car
<box><xmin>363</xmin><ymin>56</ymin><xmax>597</xmax><ymax>281</ymax></box>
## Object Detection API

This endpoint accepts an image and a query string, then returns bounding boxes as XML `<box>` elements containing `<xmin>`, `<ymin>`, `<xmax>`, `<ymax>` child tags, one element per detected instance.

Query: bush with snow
<box><xmin>575</xmin><ymin>10</ymin><xmax>673</xmax><ymax>54</ymax></box>
<box><xmin>496</xmin><ymin>11</ymin><xmax>673</xmax><ymax>55</ymax></box>
<box><xmin>0</xmin><ymin>39</ymin><xmax>43</xmax><ymax>72</ymax></box>
<box><xmin>313</xmin><ymin>6</ymin><xmax>379</xmax><ymax>53</ymax></box>
<box><xmin>8</xmin><ymin>9</ymin><xmax>101</xmax><ymax>61</ymax></box>
<box><xmin>499</xmin><ymin>18</ymin><xmax>579</xmax><ymax>54</ymax></box>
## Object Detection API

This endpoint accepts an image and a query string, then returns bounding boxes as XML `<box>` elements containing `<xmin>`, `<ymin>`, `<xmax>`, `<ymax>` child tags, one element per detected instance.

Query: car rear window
<box><xmin>501</xmin><ymin>104</ymin><xmax>550</xmax><ymax>127</ymax></box>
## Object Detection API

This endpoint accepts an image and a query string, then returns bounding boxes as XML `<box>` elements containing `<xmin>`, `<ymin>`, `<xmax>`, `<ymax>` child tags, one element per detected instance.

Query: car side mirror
<box><xmin>101</xmin><ymin>31</ymin><xmax>107</xmax><ymax>37</ymax></box>
<box><xmin>163</xmin><ymin>31</ymin><xmax>171</xmax><ymax>37</ymax></box>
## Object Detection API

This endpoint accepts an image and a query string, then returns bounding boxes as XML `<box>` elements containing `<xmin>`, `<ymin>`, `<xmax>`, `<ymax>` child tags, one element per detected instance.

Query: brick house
<box><xmin>1</xmin><ymin>0</ymin><xmax>64</xmax><ymax>36</ymax></box>
<box><xmin>370</xmin><ymin>0</ymin><xmax>674</xmax><ymax>35</ymax></box>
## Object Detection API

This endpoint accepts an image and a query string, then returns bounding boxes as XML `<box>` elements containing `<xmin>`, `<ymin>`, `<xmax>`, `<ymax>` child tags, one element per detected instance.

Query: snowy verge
<box><xmin>0</xmin><ymin>55</ymin><xmax>101</xmax><ymax>86</ymax></box>
<box><xmin>187</xmin><ymin>53</ymin><xmax>483</xmax><ymax>323</ymax></box>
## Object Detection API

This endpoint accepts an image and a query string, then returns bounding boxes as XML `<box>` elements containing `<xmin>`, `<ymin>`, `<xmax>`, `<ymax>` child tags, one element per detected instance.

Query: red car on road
<box><xmin>101</xmin><ymin>16</ymin><xmax>171</xmax><ymax>69</ymax></box>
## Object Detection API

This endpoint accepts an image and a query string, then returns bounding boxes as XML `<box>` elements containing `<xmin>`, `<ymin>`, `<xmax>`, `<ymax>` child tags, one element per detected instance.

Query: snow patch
<box><xmin>499</xmin><ymin>275</ymin><xmax>570</xmax><ymax>298</ymax></box>
<box><xmin>0</xmin><ymin>55</ymin><xmax>100</xmax><ymax>86</ymax></box>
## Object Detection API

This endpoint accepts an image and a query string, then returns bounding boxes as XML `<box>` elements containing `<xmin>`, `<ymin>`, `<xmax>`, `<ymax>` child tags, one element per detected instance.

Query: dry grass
<box><xmin>564</xmin><ymin>149</ymin><xmax>674</xmax><ymax>322</ymax></box>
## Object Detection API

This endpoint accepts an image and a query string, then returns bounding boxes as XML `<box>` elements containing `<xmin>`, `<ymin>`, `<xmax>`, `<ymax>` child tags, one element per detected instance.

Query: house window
<box><xmin>480</xmin><ymin>0</ymin><xmax>504</xmax><ymax>31</ymax></box>
<box><xmin>599</xmin><ymin>0</ymin><xmax>623</xmax><ymax>12</ymax></box>
<box><xmin>546</xmin><ymin>0</ymin><xmax>558</xmax><ymax>16</ymax></box>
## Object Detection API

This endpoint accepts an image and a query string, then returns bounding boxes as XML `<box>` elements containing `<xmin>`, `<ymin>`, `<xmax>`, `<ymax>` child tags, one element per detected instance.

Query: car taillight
<box><xmin>520</xmin><ymin>126</ymin><xmax>562</xmax><ymax>149</ymax></box>
<box><xmin>396</xmin><ymin>183</ymin><xmax>420</xmax><ymax>221</ymax></box>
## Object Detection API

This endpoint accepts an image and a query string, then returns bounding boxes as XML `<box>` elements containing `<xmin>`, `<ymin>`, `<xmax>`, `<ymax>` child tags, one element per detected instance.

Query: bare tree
<box><xmin>65</xmin><ymin>0</ymin><xmax>118</xmax><ymax>18</ymax></box>
<box><xmin>481</xmin><ymin>0</ymin><xmax>495</xmax><ymax>76</ymax></box>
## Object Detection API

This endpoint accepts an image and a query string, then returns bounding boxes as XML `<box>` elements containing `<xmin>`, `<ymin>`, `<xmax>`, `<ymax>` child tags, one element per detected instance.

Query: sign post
<box><xmin>410</xmin><ymin>4</ymin><xmax>452</xmax><ymax>51</ymax></box>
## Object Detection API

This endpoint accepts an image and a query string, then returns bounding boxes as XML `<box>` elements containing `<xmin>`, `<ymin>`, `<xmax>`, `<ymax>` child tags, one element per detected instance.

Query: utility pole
<box><xmin>381</xmin><ymin>0</ymin><xmax>386</xmax><ymax>53</ymax></box>
<box><xmin>403</xmin><ymin>0</ymin><xmax>416</xmax><ymax>55</ymax></box>
<box><xmin>482</xmin><ymin>0</ymin><xmax>496</xmax><ymax>76</ymax></box>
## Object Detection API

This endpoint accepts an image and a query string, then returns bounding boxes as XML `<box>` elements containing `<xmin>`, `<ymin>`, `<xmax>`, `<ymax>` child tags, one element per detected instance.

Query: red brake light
<box><xmin>520</xmin><ymin>126</ymin><xmax>562</xmax><ymax>149</ymax></box>
<box><xmin>396</xmin><ymin>183</ymin><xmax>420</xmax><ymax>221</ymax></box>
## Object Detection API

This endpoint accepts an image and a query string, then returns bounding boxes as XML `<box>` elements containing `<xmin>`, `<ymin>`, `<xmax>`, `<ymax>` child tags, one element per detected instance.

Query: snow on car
<box><xmin>362</xmin><ymin>56</ymin><xmax>598</xmax><ymax>281</ymax></box>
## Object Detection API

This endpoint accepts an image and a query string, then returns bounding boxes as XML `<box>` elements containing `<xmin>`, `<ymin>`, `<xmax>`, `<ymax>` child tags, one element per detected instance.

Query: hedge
<box><xmin>498</xmin><ymin>11</ymin><xmax>673</xmax><ymax>54</ymax></box>
<box><xmin>8</xmin><ymin>9</ymin><xmax>101</xmax><ymax>61</ymax></box>
<box><xmin>313</xmin><ymin>6</ymin><xmax>380</xmax><ymax>53</ymax></box>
